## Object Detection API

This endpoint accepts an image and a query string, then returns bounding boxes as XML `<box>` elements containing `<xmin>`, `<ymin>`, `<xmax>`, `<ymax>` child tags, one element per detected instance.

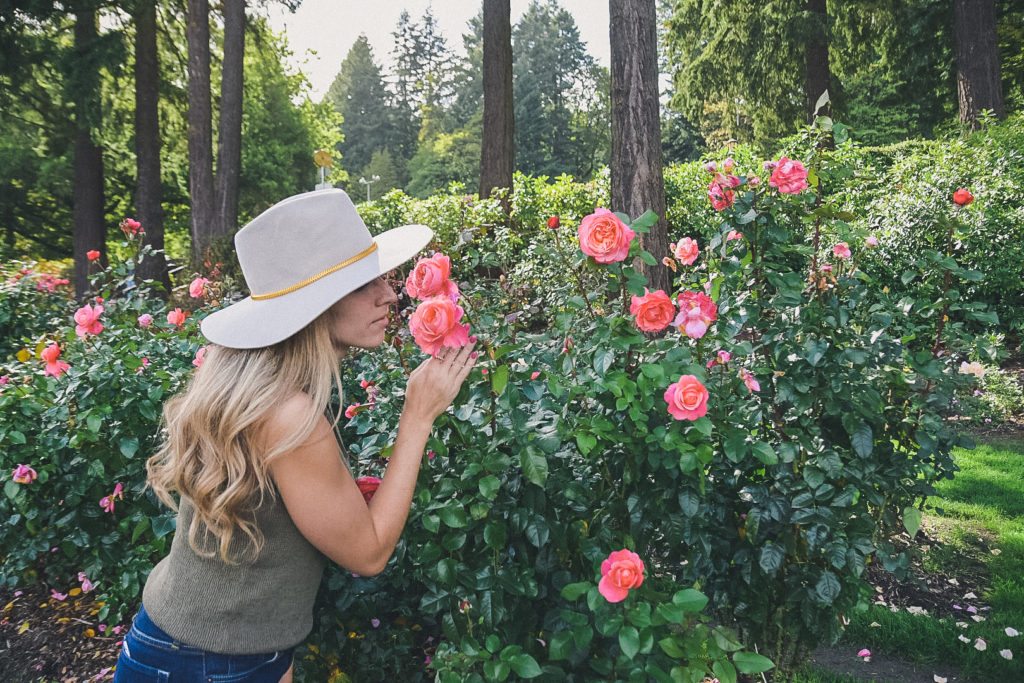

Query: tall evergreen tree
<box><xmin>325</xmin><ymin>35</ymin><xmax>392</xmax><ymax>185</ymax></box>
<box><xmin>186</xmin><ymin>0</ymin><xmax>215</xmax><ymax>259</ymax></box>
<box><xmin>480</xmin><ymin>0</ymin><xmax>514</xmax><ymax>208</ymax></box>
<box><xmin>214</xmin><ymin>0</ymin><xmax>246</xmax><ymax>236</ymax></box>
<box><xmin>954</xmin><ymin>0</ymin><xmax>1005</xmax><ymax>129</ymax></box>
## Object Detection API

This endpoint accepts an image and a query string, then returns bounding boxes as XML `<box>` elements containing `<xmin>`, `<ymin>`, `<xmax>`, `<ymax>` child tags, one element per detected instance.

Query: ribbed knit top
<box><xmin>142</xmin><ymin>491</ymin><xmax>326</xmax><ymax>654</ymax></box>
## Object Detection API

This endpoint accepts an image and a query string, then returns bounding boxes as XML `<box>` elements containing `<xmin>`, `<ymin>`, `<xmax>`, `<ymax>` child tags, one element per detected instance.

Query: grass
<box><xmin>815</xmin><ymin>437</ymin><xmax>1024</xmax><ymax>681</ymax></box>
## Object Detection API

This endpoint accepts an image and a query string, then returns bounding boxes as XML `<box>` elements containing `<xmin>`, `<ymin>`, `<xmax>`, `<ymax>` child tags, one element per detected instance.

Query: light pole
<box><xmin>358</xmin><ymin>174</ymin><xmax>380</xmax><ymax>202</ymax></box>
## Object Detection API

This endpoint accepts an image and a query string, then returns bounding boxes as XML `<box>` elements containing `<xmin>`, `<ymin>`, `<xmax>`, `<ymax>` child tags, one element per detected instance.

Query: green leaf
<box><xmin>576</xmin><ymin>432</ymin><xmax>597</xmax><ymax>455</ymax></box>
<box><xmin>759</xmin><ymin>544</ymin><xmax>785</xmax><ymax>576</ymax></box>
<box><xmin>814</xmin><ymin>571</ymin><xmax>841</xmax><ymax>605</ymax></box>
<box><xmin>658</xmin><ymin>636</ymin><xmax>686</xmax><ymax>659</ymax></box>
<box><xmin>4</xmin><ymin>479</ymin><xmax>21</xmax><ymax>500</ymax></box>
<box><xmin>484</xmin><ymin>520</ymin><xmax>506</xmax><ymax>548</ymax></box>
<box><xmin>619</xmin><ymin>626</ymin><xmax>640</xmax><ymax>659</ymax></box>
<box><xmin>484</xmin><ymin>660</ymin><xmax>510</xmax><ymax>681</ymax></box>
<box><xmin>520</xmin><ymin>448</ymin><xmax>548</xmax><ymax>487</ymax></box>
<box><xmin>131</xmin><ymin>518</ymin><xmax>150</xmax><ymax>544</ymax></box>
<box><xmin>852</xmin><ymin>424</ymin><xmax>873</xmax><ymax>458</ymax></box>
<box><xmin>478</xmin><ymin>475</ymin><xmax>501</xmax><ymax>500</ymax></box>
<box><xmin>712</xmin><ymin>659</ymin><xmax>738</xmax><ymax>683</ymax></box>
<box><xmin>733</xmin><ymin>651</ymin><xmax>774</xmax><ymax>674</ymax></box>
<box><xmin>438</xmin><ymin>503</ymin><xmax>469</xmax><ymax>528</ymax></box>
<box><xmin>509</xmin><ymin>654</ymin><xmax>542</xmax><ymax>678</ymax></box>
<box><xmin>151</xmin><ymin>514</ymin><xmax>176</xmax><ymax>539</ymax></box>
<box><xmin>712</xmin><ymin>627</ymin><xmax>744</xmax><ymax>652</ymax></box>
<box><xmin>752</xmin><ymin>442</ymin><xmax>777</xmax><ymax>465</ymax></box>
<box><xmin>119</xmin><ymin>437</ymin><xmax>139</xmax><ymax>459</ymax></box>
<box><xmin>491</xmin><ymin>365</ymin><xmax>509</xmax><ymax>396</ymax></box>
<box><xmin>86</xmin><ymin>414</ymin><xmax>103</xmax><ymax>434</ymax></box>
<box><xmin>561</xmin><ymin>582</ymin><xmax>592</xmax><ymax>600</ymax></box>
<box><xmin>549</xmin><ymin>631</ymin><xmax>573</xmax><ymax>660</ymax></box>
<box><xmin>903</xmin><ymin>506</ymin><xmax>922</xmax><ymax>539</ymax></box>
<box><xmin>671</xmin><ymin>588</ymin><xmax>709</xmax><ymax>614</ymax></box>
<box><xmin>639</xmin><ymin>250</ymin><xmax>657</xmax><ymax>266</ymax></box>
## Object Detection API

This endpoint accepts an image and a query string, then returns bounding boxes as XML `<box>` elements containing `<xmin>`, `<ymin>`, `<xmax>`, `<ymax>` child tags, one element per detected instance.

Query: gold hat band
<box><xmin>250</xmin><ymin>242</ymin><xmax>379</xmax><ymax>301</ymax></box>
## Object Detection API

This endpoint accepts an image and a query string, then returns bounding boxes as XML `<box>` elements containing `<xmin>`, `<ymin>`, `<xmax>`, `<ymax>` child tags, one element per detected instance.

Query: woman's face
<box><xmin>327</xmin><ymin>273</ymin><xmax>399</xmax><ymax>355</ymax></box>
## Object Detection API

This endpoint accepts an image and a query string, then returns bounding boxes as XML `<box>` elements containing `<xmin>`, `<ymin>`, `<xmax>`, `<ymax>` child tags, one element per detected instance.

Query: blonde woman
<box><xmin>113</xmin><ymin>190</ymin><xmax>475</xmax><ymax>682</ymax></box>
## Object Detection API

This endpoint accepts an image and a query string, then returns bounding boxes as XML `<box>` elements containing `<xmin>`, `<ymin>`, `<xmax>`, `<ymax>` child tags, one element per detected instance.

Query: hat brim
<box><xmin>200</xmin><ymin>223</ymin><xmax>432</xmax><ymax>349</ymax></box>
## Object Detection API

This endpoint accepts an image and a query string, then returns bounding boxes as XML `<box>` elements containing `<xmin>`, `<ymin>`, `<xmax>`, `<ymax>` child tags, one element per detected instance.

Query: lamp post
<box><xmin>358</xmin><ymin>174</ymin><xmax>380</xmax><ymax>202</ymax></box>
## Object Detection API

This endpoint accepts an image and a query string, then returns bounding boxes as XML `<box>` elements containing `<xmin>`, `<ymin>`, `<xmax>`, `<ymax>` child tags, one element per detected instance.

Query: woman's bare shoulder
<box><xmin>259</xmin><ymin>392</ymin><xmax>333</xmax><ymax>451</ymax></box>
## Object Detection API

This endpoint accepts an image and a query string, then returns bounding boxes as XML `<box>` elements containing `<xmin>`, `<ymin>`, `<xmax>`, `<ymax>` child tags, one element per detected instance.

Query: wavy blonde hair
<box><xmin>146</xmin><ymin>312</ymin><xmax>343</xmax><ymax>563</ymax></box>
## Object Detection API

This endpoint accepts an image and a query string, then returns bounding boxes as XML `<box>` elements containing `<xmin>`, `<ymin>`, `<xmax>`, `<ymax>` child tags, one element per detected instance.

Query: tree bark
<box><xmin>134</xmin><ymin>0</ymin><xmax>170</xmax><ymax>293</ymax></box>
<box><xmin>609</xmin><ymin>0</ymin><xmax>670</xmax><ymax>295</ymax></box>
<box><xmin>954</xmin><ymin>0</ymin><xmax>1005</xmax><ymax>130</ymax></box>
<box><xmin>72</xmin><ymin>5</ymin><xmax>106</xmax><ymax>299</ymax></box>
<box><xmin>187</xmin><ymin>0</ymin><xmax>215</xmax><ymax>262</ymax></box>
<box><xmin>215</xmin><ymin>0</ymin><xmax>245</xmax><ymax>237</ymax></box>
<box><xmin>805</xmin><ymin>0</ymin><xmax>831</xmax><ymax>121</ymax></box>
<box><xmin>479</xmin><ymin>0</ymin><xmax>515</xmax><ymax>215</ymax></box>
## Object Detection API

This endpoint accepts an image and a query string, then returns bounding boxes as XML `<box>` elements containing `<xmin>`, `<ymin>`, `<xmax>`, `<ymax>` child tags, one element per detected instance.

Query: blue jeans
<box><xmin>112</xmin><ymin>605</ymin><xmax>294</xmax><ymax>682</ymax></box>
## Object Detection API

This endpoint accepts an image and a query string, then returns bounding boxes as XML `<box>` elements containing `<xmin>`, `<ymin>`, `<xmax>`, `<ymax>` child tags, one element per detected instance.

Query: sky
<box><xmin>264</xmin><ymin>0</ymin><xmax>611</xmax><ymax>101</ymax></box>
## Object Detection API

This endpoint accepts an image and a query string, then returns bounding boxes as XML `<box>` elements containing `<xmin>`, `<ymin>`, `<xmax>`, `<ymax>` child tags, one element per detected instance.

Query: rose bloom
<box><xmin>86</xmin><ymin>250</ymin><xmax>100</xmax><ymax>261</ymax></box>
<box><xmin>629</xmin><ymin>289</ymin><xmax>675</xmax><ymax>333</ymax></box>
<box><xmin>707</xmin><ymin>182</ymin><xmax>735</xmax><ymax>211</ymax></box>
<box><xmin>740</xmin><ymin>368</ymin><xmax>761</xmax><ymax>393</ymax></box>
<box><xmin>120</xmin><ymin>218</ymin><xmax>142</xmax><ymax>235</ymax></box>
<box><xmin>664</xmin><ymin>374</ymin><xmax>710</xmax><ymax>421</ymax></box>
<box><xmin>405</xmin><ymin>253</ymin><xmax>459</xmax><ymax>300</ymax></box>
<box><xmin>577</xmin><ymin>208</ymin><xmax>636</xmax><ymax>264</ymax></box>
<box><xmin>189</xmin><ymin>277</ymin><xmax>209</xmax><ymax>298</ymax></box>
<box><xmin>953</xmin><ymin>188</ymin><xmax>974</xmax><ymax>205</ymax></box>
<box><xmin>726</xmin><ymin>230</ymin><xmax>742</xmax><ymax>241</ymax></box>
<box><xmin>865</xmin><ymin>235</ymin><xmax>879</xmax><ymax>247</ymax></box>
<box><xmin>74</xmin><ymin>303</ymin><xmax>104</xmax><ymax>338</ymax></box>
<box><xmin>769</xmin><ymin>157</ymin><xmax>809</xmax><ymax>194</ymax></box>
<box><xmin>673</xmin><ymin>290</ymin><xmax>718</xmax><ymax>339</ymax></box>
<box><xmin>833</xmin><ymin>242</ymin><xmax>852</xmax><ymax>259</ymax></box>
<box><xmin>344</xmin><ymin>403</ymin><xmax>361</xmax><ymax>419</ymax></box>
<box><xmin>547</xmin><ymin>216</ymin><xmax>560</xmax><ymax>229</ymax></box>
<box><xmin>672</xmin><ymin>237</ymin><xmax>699</xmax><ymax>265</ymax></box>
<box><xmin>355</xmin><ymin>476</ymin><xmax>382</xmax><ymax>504</ymax></box>
<box><xmin>12</xmin><ymin>464</ymin><xmax>38</xmax><ymax>485</ymax></box>
<box><xmin>137</xmin><ymin>313</ymin><xmax>153</xmax><ymax>328</ymax></box>
<box><xmin>167</xmin><ymin>308</ymin><xmax>187</xmax><ymax>328</ymax></box>
<box><xmin>41</xmin><ymin>343</ymin><xmax>70</xmax><ymax>378</ymax></box>
<box><xmin>408</xmin><ymin>296</ymin><xmax>471</xmax><ymax>356</ymax></box>
<box><xmin>598</xmin><ymin>549</ymin><xmax>645</xmax><ymax>603</ymax></box>
<box><xmin>192</xmin><ymin>345</ymin><xmax>208</xmax><ymax>368</ymax></box>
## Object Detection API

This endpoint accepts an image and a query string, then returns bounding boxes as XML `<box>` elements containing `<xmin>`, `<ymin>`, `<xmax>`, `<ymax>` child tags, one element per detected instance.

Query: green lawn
<box><xmin>795</xmin><ymin>437</ymin><xmax>1024</xmax><ymax>682</ymax></box>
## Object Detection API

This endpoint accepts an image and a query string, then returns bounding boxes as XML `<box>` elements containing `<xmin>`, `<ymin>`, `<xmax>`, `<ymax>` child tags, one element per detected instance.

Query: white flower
<box><xmin>956</xmin><ymin>622</ymin><xmax>969</xmax><ymax>628</ymax></box>
<box><xmin>1006</xmin><ymin>627</ymin><xmax>1020</xmax><ymax>637</ymax></box>
<box><xmin>974</xmin><ymin>638</ymin><xmax>987</xmax><ymax>651</ymax></box>
<box><xmin>958</xmin><ymin>361</ymin><xmax>985</xmax><ymax>377</ymax></box>
<box><xmin>934</xmin><ymin>676</ymin><xmax>948</xmax><ymax>683</ymax></box>
<box><xmin>958</xmin><ymin>635</ymin><xmax>971</xmax><ymax>643</ymax></box>
<box><xmin>1000</xmin><ymin>649</ymin><xmax>1013</xmax><ymax>660</ymax></box>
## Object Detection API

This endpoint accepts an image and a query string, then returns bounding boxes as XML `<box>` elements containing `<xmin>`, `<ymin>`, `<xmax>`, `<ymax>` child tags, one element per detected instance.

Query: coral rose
<box><xmin>167</xmin><ymin>308</ymin><xmax>187</xmax><ymax>328</ymax></box>
<box><xmin>598</xmin><ymin>549</ymin><xmax>645</xmax><ymax>603</ymax></box>
<box><xmin>41</xmin><ymin>343</ymin><xmax>70</xmax><ymax>378</ymax></box>
<box><xmin>673</xmin><ymin>290</ymin><xmax>718</xmax><ymax>339</ymax></box>
<box><xmin>189</xmin><ymin>277</ymin><xmax>209</xmax><ymax>299</ymax></box>
<box><xmin>409</xmin><ymin>296</ymin><xmax>471</xmax><ymax>356</ymax></box>
<box><xmin>86</xmin><ymin>250</ymin><xmax>100</xmax><ymax>261</ymax></box>
<box><xmin>73</xmin><ymin>303</ymin><xmax>104</xmax><ymax>338</ymax></box>
<box><xmin>707</xmin><ymin>182</ymin><xmax>735</xmax><ymax>211</ymax></box>
<box><xmin>629</xmin><ymin>289</ymin><xmax>675</xmax><ymax>333</ymax></box>
<box><xmin>406</xmin><ymin>253</ymin><xmax>459</xmax><ymax>301</ymax></box>
<box><xmin>355</xmin><ymin>476</ymin><xmax>381</xmax><ymax>504</ymax></box>
<box><xmin>664</xmin><ymin>374</ymin><xmax>710</xmax><ymax>421</ymax></box>
<box><xmin>672</xmin><ymin>237</ymin><xmax>699</xmax><ymax>265</ymax></box>
<box><xmin>577</xmin><ymin>208</ymin><xmax>635</xmax><ymax>264</ymax></box>
<box><xmin>769</xmin><ymin>157</ymin><xmax>809</xmax><ymax>194</ymax></box>
<box><xmin>953</xmin><ymin>188</ymin><xmax>974</xmax><ymax>205</ymax></box>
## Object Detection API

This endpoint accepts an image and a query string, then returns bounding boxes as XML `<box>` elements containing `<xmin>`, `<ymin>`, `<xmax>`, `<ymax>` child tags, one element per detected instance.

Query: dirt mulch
<box><xmin>0</xmin><ymin>583</ymin><xmax>123</xmax><ymax>682</ymax></box>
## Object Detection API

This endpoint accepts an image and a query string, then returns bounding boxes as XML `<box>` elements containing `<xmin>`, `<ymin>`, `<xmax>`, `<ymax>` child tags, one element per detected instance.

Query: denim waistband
<box><xmin>132</xmin><ymin>605</ymin><xmax>210</xmax><ymax>656</ymax></box>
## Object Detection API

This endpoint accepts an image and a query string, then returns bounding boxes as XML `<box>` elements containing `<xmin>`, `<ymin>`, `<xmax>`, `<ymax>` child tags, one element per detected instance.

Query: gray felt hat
<box><xmin>200</xmin><ymin>189</ymin><xmax>432</xmax><ymax>349</ymax></box>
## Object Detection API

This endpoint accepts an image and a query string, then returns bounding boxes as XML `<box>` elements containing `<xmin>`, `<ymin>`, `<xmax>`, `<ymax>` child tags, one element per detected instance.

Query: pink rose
<box><xmin>74</xmin><ymin>303</ymin><xmax>104</xmax><ymax>337</ymax></box>
<box><xmin>769</xmin><ymin>157</ymin><xmax>809</xmax><ymax>194</ymax></box>
<box><xmin>409</xmin><ymin>296</ymin><xmax>471</xmax><ymax>356</ymax></box>
<box><xmin>344</xmin><ymin>403</ymin><xmax>361</xmax><ymax>419</ymax></box>
<box><xmin>189</xmin><ymin>277</ymin><xmax>209</xmax><ymax>299</ymax></box>
<box><xmin>865</xmin><ymin>235</ymin><xmax>879</xmax><ymax>247</ymax></box>
<box><xmin>78</xmin><ymin>572</ymin><xmax>94</xmax><ymax>593</ymax></box>
<box><xmin>726</xmin><ymin>230</ymin><xmax>742</xmax><ymax>241</ymax></box>
<box><xmin>406</xmin><ymin>253</ymin><xmax>459</xmax><ymax>301</ymax></box>
<box><xmin>192</xmin><ymin>345</ymin><xmax>208</xmax><ymax>368</ymax></box>
<box><xmin>747</xmin><ymin>176</ymin><xmax>761</xmax><ymax>187</ymax></box>
<box><xmin>833</xmin><ymin>242</ymin><xmax>851</xmax><ymax>259</ymax></box>
<box><xmin>717</xmin><ymin>350</ymin><xmax>731</xmax><ymax>364</ymax></box>
<box><xmin>577</xmin><ymin>208</ymin><xmax>635</xmax><ymax>264</ymax></box>
<box><xmin>119</xmin><ymin>218</ymin><xmax>142</xmax><ymax>235</ymax></box>
<box><xmin>356</xmin><ymin>476</ymin><xmax>382</xmax><ymax>504</ymax></box>
<box><xmin>137</xmin><ymin>313</ymin><xmax>153</xmax><ymax>328</ymax></box>
<box><xmin>740</xmin><ymin>368</ymin><xmax>761</xmax><ymax>393</ymax></box>
<box><xmin>86</xmin><ymin>250</ymin><xmax>100</xmax><ymax>261</ymax></box>
<box><xmin>953</xmin><ymin>188</ymin><xmax>974</xmax><ymax>205</ymax></box>
<box><xmin>598</xmin><ymin>549</ymin><xmax>645</xmax><ymax>603</ymax></box>
<box><xmin>664</xmin><ymin>375</ymin><xmax>710</xmax><ymax>421</ymax></box>
<box><xmin>707</xmin><ymin>182</ymin><xmax>735</xmax><ymax>211</ymax></box>
<box><xmin>673</xmin><ymin>291</ymin><xmax>718</xmax><ymax>339</ymax></box>
<box><xmin>41</xmin><ymin>343</ymin><xmax>70</xmax><ymax>378</ymax></box>
<box><xmin>721</xmin><ymin>157</ymin><xmax>735</xmax><ymax>172</ymax></box>
<box><xmin>672</xmin><ymin>237</ymin><xmax>699</xmax><ymax>265</ymax></box>
<box><xmin>167</xmin><ymin>308</ymin><xmax>187</xmax><ymax>328</ymax></box>
<box><xmin>12</xmin><ymin>464</ymin><xmax>37</xmax><ymax>485</ymax></box>
<box><xmin>629</xmin><ymin>289</ymin><xmax>675</xmax><ymax>333</ymax></box>
<box><xmin>530</xmin><ymin>371</ymin><xmax>540</xmax><ymax>380</ymax></box>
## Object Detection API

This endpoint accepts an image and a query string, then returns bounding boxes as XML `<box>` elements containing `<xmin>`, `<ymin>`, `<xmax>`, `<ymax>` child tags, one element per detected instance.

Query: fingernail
<box><xmin>469</xmin><ymin>335</ymin><xmax>477</xmax><ymax>343</ymax></box>
<box><xmin>470</xmin><ymin>352</ymin><xmax>478</xmax><ymax>359</ymax></box>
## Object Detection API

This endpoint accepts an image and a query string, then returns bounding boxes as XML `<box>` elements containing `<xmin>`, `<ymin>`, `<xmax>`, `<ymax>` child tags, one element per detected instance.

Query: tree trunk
<box><xmin>187</xmin><ymin>0</ymin><xmax>215</xmax><ymax>262</ymax></box>
<box><xmin>805</xmin><ymin>0</ymin><xmax>831</xmax><ymax>121</ymax></box>
<box><xmin>954</xmin><ymin>0</ymin><xmax>1005</xmax><ymax>130</ymax></box>
<box><xmin>72</xmin><ymin>5</ymin><xmax>106</xmax><ymax>299</ymax></box>
<box><xmin>609</xmin><ymin>0</ymin><xmax>670</xmax><ymax>295</ymax></box>
<box><xmin>479</xmin><ymin>0</ymin><xmax>515</xmax><ymax>215</ymax></box>
<box><xmin>134</xmin><ymin>0</ymin><xmax>170</xmax><ymax>293</ymax></box>
<box><xmin>215</xmin><ymin>0</ymin><xmax>245</xmax><ymax>237</ymax></box>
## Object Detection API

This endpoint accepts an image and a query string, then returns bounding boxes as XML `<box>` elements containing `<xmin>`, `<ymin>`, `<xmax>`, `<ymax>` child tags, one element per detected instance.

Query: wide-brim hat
<box><xmin>201</xmin><ymin>189</ymin><xmax>432</xmax><ymax>349</ymax></box>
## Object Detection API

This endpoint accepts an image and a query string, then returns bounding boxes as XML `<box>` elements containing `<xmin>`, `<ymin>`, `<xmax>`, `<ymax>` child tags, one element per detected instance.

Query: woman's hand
<box><xmin>403</xmin><ymin>340</ymin><xmax>477</xmax><ymax>424</ymax></box>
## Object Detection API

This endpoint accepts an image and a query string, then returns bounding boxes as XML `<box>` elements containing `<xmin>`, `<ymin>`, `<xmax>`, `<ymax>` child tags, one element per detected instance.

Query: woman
<box><xmin>113</xmin><ymin>189</ymin><xmax>475</xmax><ymax>682</ymax></box>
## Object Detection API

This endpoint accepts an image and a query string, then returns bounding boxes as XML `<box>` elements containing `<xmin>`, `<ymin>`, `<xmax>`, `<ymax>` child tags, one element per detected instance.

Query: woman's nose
<box><xmin>378</xmin><ymin>278</ymin><xmax>399</xmax><ymax>305</ymax></box>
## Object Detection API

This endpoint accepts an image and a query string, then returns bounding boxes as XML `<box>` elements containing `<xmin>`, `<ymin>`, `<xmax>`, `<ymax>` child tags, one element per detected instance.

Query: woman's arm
<box><xmin>267</xmin><ymin>343</ymin><xmax>475</xmax><ymax>575</ymax></box>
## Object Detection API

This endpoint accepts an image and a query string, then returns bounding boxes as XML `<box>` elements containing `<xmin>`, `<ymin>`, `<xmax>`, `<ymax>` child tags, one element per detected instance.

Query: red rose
<box><xmin>953</xmin><ymin>188</ymin><xmax>974</xmax><ymax>205</ymax></box>
<box><xmin>355</xmin><ymin>476</ymin><xmax>381</xmax><ymax>504</ymax></box>
<box><xmin>547</xmin><ymin>216</ymin><xmax>560</xmax><ymax>229</ymax></box>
